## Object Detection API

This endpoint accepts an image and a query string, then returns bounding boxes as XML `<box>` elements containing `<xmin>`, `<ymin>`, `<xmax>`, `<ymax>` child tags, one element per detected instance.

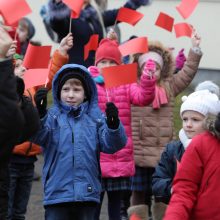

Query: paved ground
<box><xmin>26</xmin><ymin>155</ymin><xmax>108</xmax><ymax>220</ymax></box>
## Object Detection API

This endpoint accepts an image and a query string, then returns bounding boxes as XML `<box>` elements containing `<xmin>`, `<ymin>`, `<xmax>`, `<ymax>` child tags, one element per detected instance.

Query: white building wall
<box><xmin>26</xmin><ymin>0</ymin><xmax>220</xmax><ymax>70</ymax></box>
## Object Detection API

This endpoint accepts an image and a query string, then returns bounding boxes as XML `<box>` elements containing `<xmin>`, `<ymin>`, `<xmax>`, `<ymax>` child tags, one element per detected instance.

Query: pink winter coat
<box><xmin>89</xmin><ymin>66</ymin><xmax>156</xmax><ymax>177</ymax></box>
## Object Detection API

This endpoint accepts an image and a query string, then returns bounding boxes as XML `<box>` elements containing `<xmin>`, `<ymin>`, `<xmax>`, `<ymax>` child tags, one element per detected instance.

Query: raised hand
<box><xmin>105</xmin><ymin>102</ymin><xmax>120</xmax><ymax>129</ymax></box>
<box><xmin>176</xmin><ymin>48</ymin><xmax>186</xmax><ymax>70</ymax></box>
<box><xmin>191</xmin><ymin>28</ymin><xmax>201</xmax><ymax>48</ymax></box>
<box><xmin>34</xmin><ymin>88</ymin><xmax>48</xmax><ymax>118</ymax></box>
<box><xmin>107</xmin><ymin>28</ymin><xmax>118</xmax><ymax>42</ymax></box>
<box><xmin>143</xmin><ymin>59</ymin><xmax>156</xmax><ymax>79</ymax></box>
<box><xmin>58</xmin><ymin>33</ymin><xmax>73</xmax><ymax>56</ymax></box>
<box><xmin>6</xmin><ymin>40</ymin><xmax>17</xmax><ymax>58</ymax></box>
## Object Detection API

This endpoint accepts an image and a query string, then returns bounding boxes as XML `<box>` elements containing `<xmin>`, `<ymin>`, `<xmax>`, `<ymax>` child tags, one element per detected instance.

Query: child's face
<box><xmin>182</xmin><ymin>110</ymin><xmax>206</xmax><ymax>139</ymax></box>
<box><xmin>17</xmin><ymin>24</ymin><xmax>28</xmax><ymax>43</ymax></box>
<box><xmin>14</xmin><ymin>59</ymin><xmax>26</xmax><ymax>78</ymax></box>
<box><xmin>60</xmin><ymin>78</ymin><xmax>85</xmax><ymax>107</ymax></box>
<box><xmin>97</xmin><ymin>59</ymin><xmax>117</xmax><ymax>74</ymax></box>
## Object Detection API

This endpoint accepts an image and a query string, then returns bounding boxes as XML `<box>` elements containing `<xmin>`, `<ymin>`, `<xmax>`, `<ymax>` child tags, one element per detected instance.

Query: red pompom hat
<box><xmin>95</xmin><ymin>39</ymin><xmax>122</xmax><ymax>65</ymax></box>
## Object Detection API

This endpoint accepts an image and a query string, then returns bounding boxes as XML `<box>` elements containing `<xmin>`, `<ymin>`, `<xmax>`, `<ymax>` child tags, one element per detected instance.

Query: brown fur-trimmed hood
<box><xmin>134</xmin><ymin>41</ymin><xmax>175</xmax><ymax>79</ymax></box>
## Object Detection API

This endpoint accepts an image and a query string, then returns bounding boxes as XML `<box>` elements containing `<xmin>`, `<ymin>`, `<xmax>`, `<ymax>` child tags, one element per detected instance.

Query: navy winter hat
<box><xmin>57</xmin><ymin>70</ymin><xmax>90</xmax><ymax>101</ymax></box>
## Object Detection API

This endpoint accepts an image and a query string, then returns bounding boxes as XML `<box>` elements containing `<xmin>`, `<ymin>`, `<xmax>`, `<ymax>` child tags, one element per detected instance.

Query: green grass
<box><xmin>174</xmin><ymin>93</ymin><xmax>184</xmax><ymax>135</ymax></box>
<box><xmin>47</xmin><ymin>91</ymin><xmax>53</xmax><ymax>107</ymax></box>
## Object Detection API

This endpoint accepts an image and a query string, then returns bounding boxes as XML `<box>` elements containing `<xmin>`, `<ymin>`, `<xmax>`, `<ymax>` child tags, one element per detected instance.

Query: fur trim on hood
<box><xmin>134</xmin><ymin>40</ymin><xmax>175</xmax><ymax>79</ymax></box>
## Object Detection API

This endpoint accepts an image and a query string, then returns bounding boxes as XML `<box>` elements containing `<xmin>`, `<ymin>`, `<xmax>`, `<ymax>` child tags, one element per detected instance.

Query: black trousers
<box><xmin>0</xmin><ymin>164</ymin><xmax>9</xmax><ymax>220</ymax></box>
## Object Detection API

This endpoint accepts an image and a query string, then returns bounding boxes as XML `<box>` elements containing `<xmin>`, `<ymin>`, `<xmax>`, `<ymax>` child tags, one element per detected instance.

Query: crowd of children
<box><xmin>1</xmin><ymin>2</ymin><xmax>220</xmax><ymax>220</ymax></box>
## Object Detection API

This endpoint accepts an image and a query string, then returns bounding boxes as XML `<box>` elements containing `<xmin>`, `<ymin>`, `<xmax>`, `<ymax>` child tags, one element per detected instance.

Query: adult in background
<box><xmin>45</xmin><ymin>0</ymin><xmax>152</xmax><ymax>67</ymax></box>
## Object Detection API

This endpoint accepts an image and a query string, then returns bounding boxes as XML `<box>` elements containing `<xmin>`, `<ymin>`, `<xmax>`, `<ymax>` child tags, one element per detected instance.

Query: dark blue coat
<box><xmin>152</xmin><ymin>140</ymin><xmax>185</xmax><ymax>204</ymax></box>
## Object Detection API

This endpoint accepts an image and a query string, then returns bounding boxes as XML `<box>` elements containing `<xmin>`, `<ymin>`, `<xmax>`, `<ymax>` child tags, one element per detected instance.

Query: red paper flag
<box><xmin>130</xmin><ymin>214</ymin><xmax>141</xmax><ymax>220</ymax></box>
<box><xmin>23</xmin><ymin>44</ymin><xmax>52</xmax><ymax>69</ymax></box>
<box><xmin>155</xmin><ymin>12</ymin><xmax>174</xmax><ymax>32</ymax></box>
<box><xmin>0</xmin><ymin>0</ymin><xmax>31</xmax><ymax>25</ymax></box>
<box><xmin>84</xmin><ymin>34</ymin><xmax>99</xmax><ymax>60</ymax></box>
<box><xmin>63</xmin><ymin>0</ymin><xmax>84</xmax><ymax>19</ymax></box>
<box><xmin>176</xmin><ymin>0</ymin><xmax>199</xmax><ymax>19</ymax></box>
<box><xmin>174</xmin><ymin>23</ymin><xmax>192</xmax><ymax>38</ymax></box>
<box><xmin>116</xmin><ymin>7</ymin><xmax>144</xmax><ymax>26</ymax></box>
<box><xmin>102</xmin><ymin>63</ymin><xmax>137</xmax><ymax>89</ymax></box>
<box><xmin>23</xmin><ymin>69</ymin><xmax>49</xmax><ymax>90</ymax></box>
<box><xmin>119</xmin><ymin>37</ymin><xmax>148</xmax><ymax>57</ymax></box>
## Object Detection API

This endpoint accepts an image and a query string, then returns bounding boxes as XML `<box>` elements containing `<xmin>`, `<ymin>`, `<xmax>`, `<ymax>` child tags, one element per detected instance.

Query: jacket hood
<box><xmin>148</xmin><ymin>41</ymin><xmax>175</xmax><ymax>79</ymax></box>
<box><xmin>52</xmin><ymin>64</ymin><xmax>98</xmax><ymax>109</ymax></box>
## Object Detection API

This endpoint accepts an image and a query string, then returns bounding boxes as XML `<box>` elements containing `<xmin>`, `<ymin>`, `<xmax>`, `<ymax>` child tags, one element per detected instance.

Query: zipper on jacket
<box><xmin>72</xmin><ymin>130</ymin><xmax>74</xmax><ymax>143</ymax></box>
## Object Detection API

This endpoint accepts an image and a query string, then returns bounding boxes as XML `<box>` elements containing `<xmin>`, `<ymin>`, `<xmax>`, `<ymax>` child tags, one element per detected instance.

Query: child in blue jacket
<box><xmin>32</xmin><ymin>63</ymin><xmax>127</xmax><ymax>220</ymax></box>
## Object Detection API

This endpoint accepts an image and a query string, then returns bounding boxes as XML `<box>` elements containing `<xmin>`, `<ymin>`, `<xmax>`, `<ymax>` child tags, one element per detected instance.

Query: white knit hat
<box><xmin>180</xmin><ymin>90</ymin><xmax>220</xmax><ymax>118</ymax></box>
<box><xmin>195</xmin><ymin>81</ymin><xmax>220</xmax><ymax>98</ymax></box>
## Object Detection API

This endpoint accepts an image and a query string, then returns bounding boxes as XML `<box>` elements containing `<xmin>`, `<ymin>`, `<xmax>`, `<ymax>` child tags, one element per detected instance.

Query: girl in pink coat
<box><xmin>88</xmin><ymin>31</ymin><xmax>156</xmax><ymax>220</ymax></box>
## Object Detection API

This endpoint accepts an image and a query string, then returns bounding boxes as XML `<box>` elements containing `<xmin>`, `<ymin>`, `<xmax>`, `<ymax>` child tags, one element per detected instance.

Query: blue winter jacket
<box><xmin>31</xmin><ymin>64</ymin><xmax>127</xmax><ymax>205</ymax></box>
<box><xmin>152</xmin><ymin>141</ymin><xmax>185</xmax><ymax>204</ymax></box>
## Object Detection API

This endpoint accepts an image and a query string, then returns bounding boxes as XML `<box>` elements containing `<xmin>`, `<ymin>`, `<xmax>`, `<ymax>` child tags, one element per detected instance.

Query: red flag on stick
<box><xmin>0</xmin><ymin>0</ymin><xmax>31</xmax><ymax>25</ymax></box>
<box><xmin>63</xmin><ymin>0</ymin><xmax>84</xmax><ymax>18</ymax></box>
<box><xmin>23</xmin><ymin>44</ymin><xmax>51</xmax><ymax>69</ymax></box>
<box><xmin>102</xmin><ymin>63</ymin><xmax>137</xmax><ymax>89</ymax></box>
<box><xmin>119</xmin><ymin>37</ymin><xmax>148</xmax><ymax>57</ymax></box>
<box><xmin>84</xmin><ymin>34</ymin><xmax>99</xmax><ymax>60</ymax></box>
<box><xmin>155</xmin><ymin>12</ymin><xmax>174</xmax><ymax>32</ymax></box>
<box><xmin>116</xmin><ymin>7</ymin><xmax>144</xmax><ymax>26</ymax></box>
<box><xmin>23</xmin><ymin>69</ymin><xmax>49</xmax><ymax>90</ymax></box>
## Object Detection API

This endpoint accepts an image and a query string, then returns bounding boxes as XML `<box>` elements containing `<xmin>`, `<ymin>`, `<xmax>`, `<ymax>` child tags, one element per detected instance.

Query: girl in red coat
<box><xmin>164</xmin><ymin>91</ymin><xmax>220</xmax><ymax>220</ymax></box>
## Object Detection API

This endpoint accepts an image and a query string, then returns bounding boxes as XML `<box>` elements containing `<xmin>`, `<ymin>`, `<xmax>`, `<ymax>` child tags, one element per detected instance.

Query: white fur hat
<box><xmin>180</xmin><ymin>90</ymin><xmax>220</xmax><ymax>118</ymax></box>
<box><xmin>195</xmin><ymin>81</ymin><xmax>220</xmax><ymax>98</ymax></box>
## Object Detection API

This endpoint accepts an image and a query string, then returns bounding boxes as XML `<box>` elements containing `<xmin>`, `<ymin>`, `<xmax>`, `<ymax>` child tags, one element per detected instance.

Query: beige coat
<box><xmin>132</xmin><ymin>48</ymin><xmax>202</xmax><ymax>168</ymax></box>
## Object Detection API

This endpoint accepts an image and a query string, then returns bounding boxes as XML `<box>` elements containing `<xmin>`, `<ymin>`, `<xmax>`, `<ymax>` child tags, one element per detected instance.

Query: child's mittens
<box><xmin>105</xmin><ymin>102</ymin><xmax>120</xmax><ymax>129</ymax></box>
<box><xmin>34</xmin><ymin>88</ymin><xmax>48</xmax><ymax>118</ymax></box>
<box><xmin>175</xmin><ymin>48</ymin><xmax>186</xmax><ymax>70</ymax></box>
<box><xmin>143</xmin><ymin>59</ymin><xmax>156</xmax><ymax>79</ymax></box>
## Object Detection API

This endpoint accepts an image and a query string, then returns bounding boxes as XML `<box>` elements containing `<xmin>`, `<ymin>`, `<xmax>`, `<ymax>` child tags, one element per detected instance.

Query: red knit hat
<box><xmin>95</xmin><ymin>39</ymin><xmax>122</xmax><ymax>65</ymax></box>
